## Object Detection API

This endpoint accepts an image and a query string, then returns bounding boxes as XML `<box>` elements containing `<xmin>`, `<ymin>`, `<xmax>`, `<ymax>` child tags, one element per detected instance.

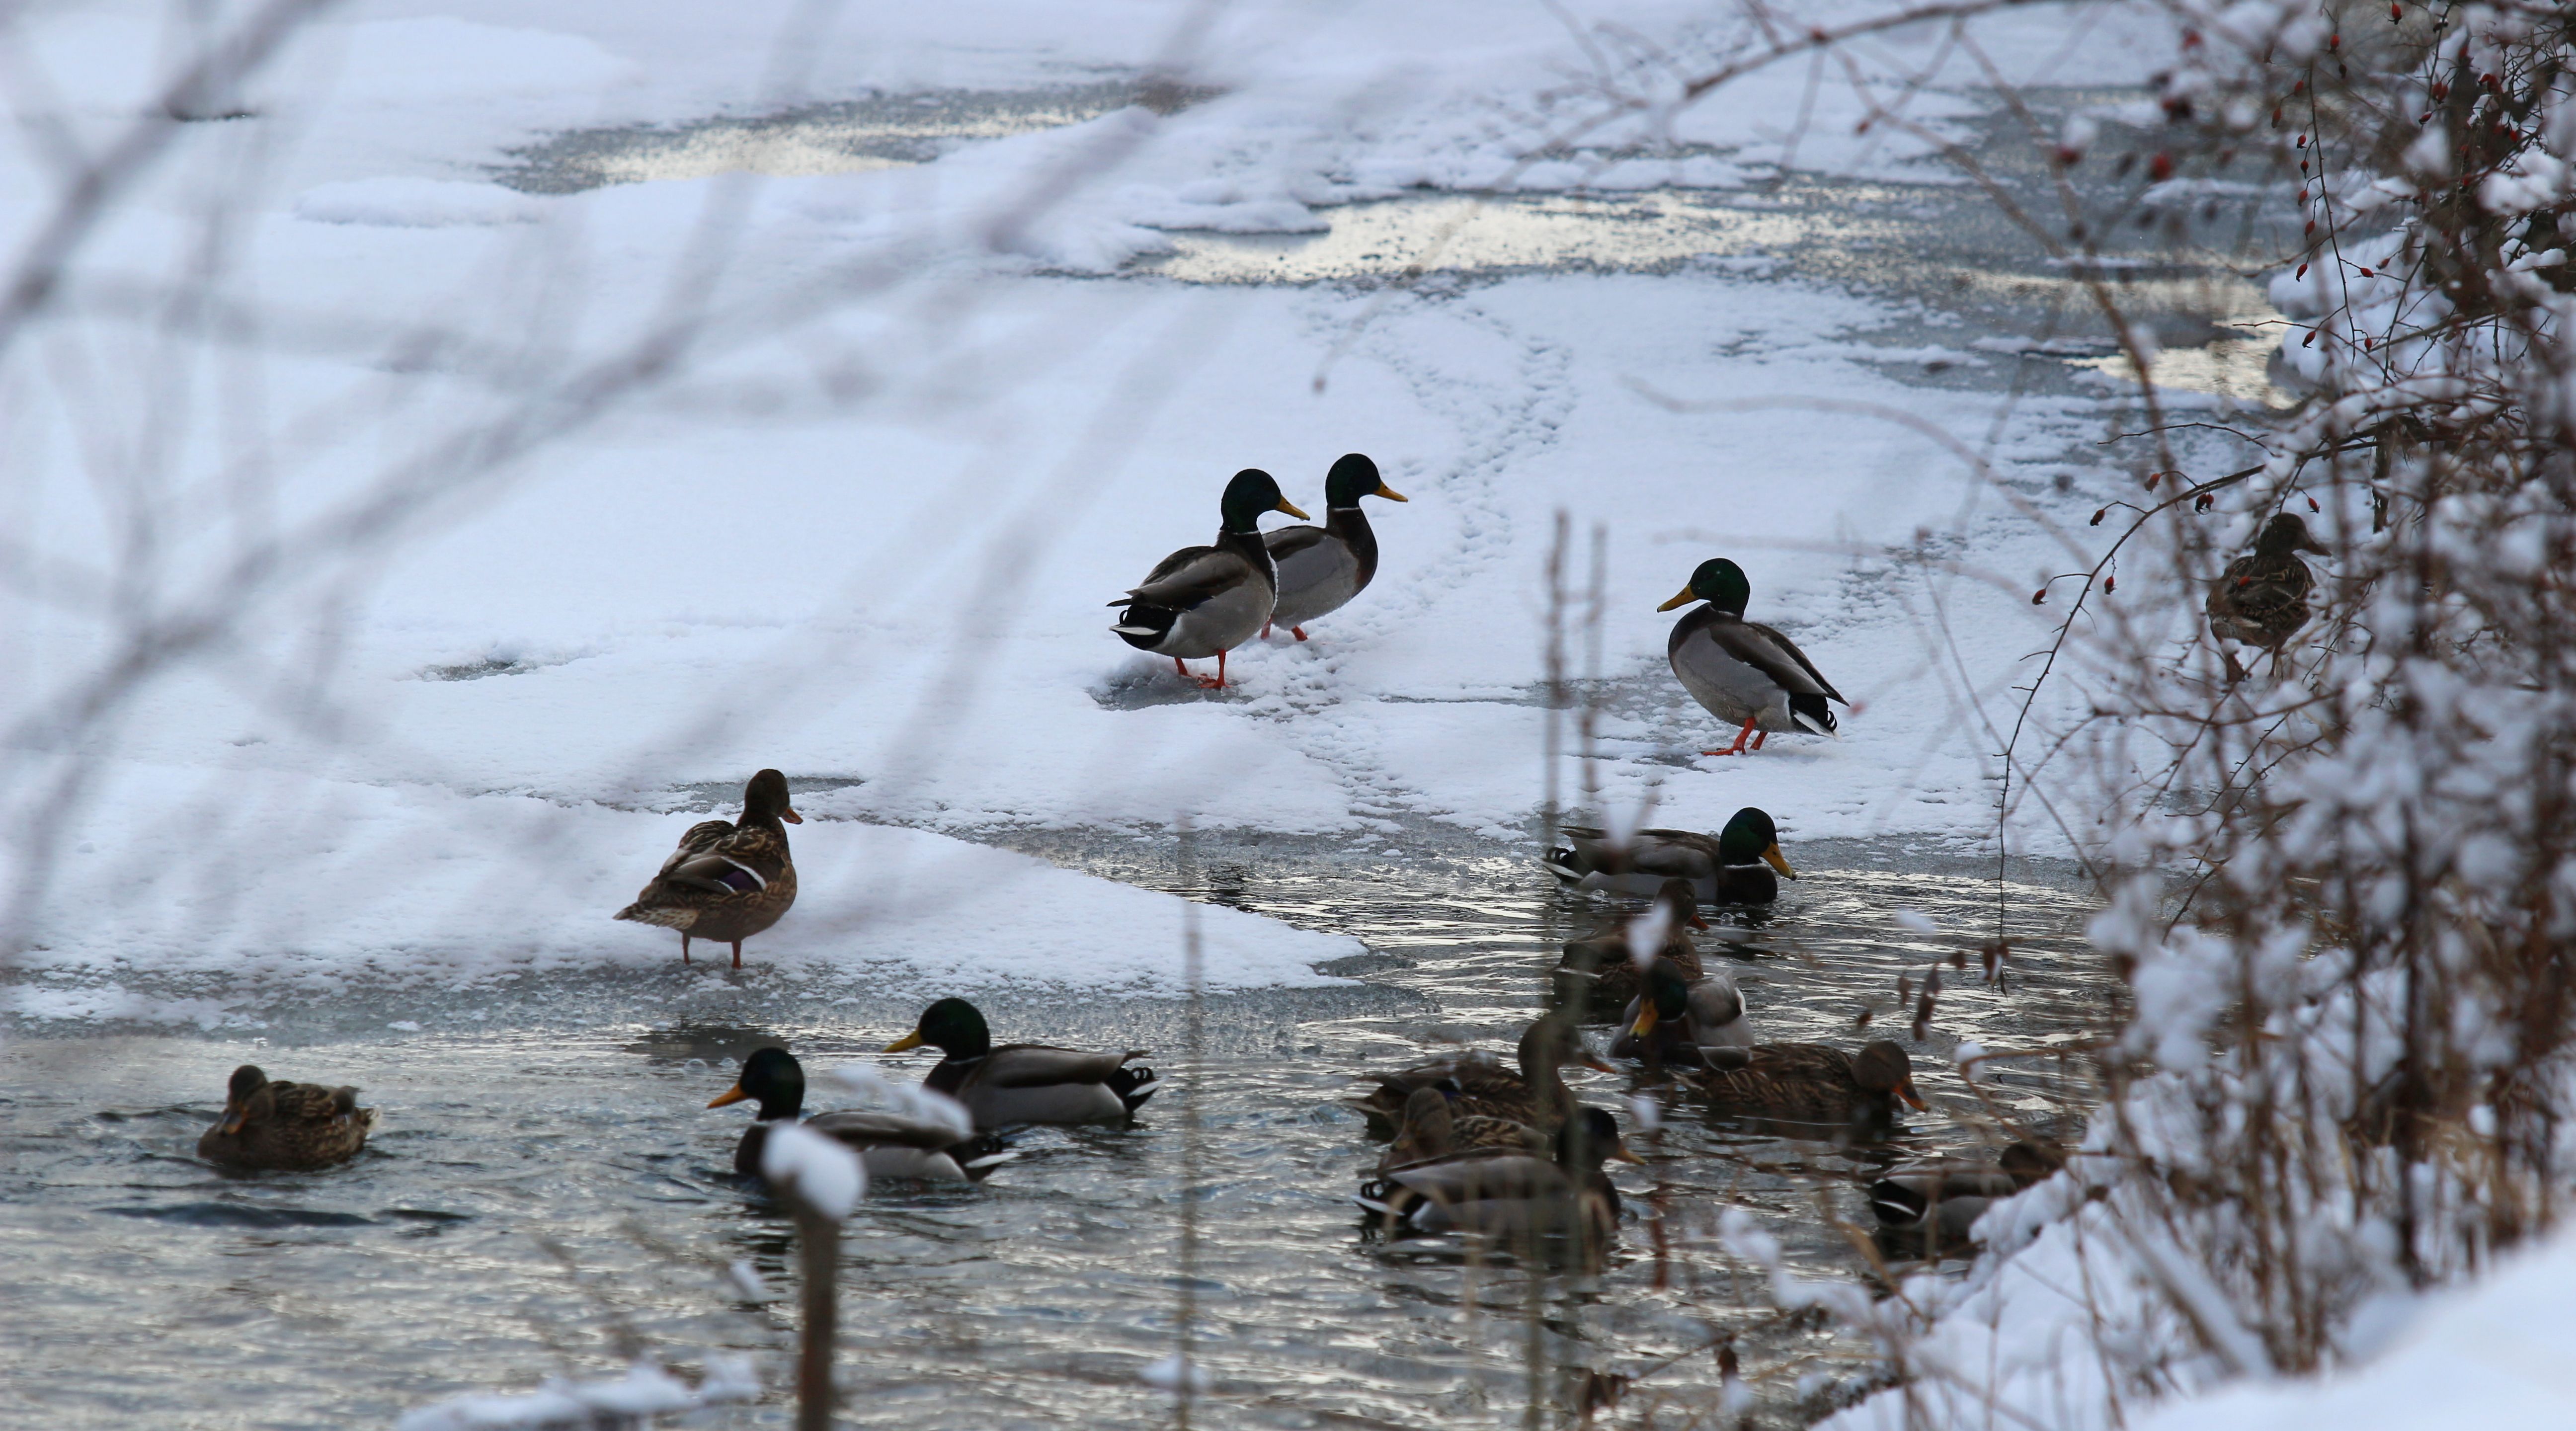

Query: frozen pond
<box><xmin>0</xmin><ymin>833</ymin><xmax>2100</xmax><ymax>1429</ymax></box>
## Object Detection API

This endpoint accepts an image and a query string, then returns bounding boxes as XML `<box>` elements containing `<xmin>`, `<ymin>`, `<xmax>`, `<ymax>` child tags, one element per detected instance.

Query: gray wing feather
<box><xmin>802</xmin><ymin>1111</ymin><xmax>965</xmax><ymax>1151</ymax></box>
<box><xmin>1122</xmin><ymin>549</ymin><xmax>1255</xmax><ymax>611</ymax></box>
<box><xmin>980</xmin><ymin>1045</ymin><xmax>1138</xmax><ymax>1089</ymax></box>
<box><xmin>1725</xmin><ymin>621</ymin><xmax>1846</xmax><ymax>703</ymax></box>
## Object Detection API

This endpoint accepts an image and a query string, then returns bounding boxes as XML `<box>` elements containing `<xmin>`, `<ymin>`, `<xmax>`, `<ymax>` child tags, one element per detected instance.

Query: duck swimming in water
<box><xmin>1545</xmin><ymin>807</ymin><xmax>1798</xmax><ymax>904</ymax></box>
<box><xmin>197</xmin><ymin>1065</ymin><xmax>373</xmax><ymax>1171</ymax></box>
<box><xmin>884</xmin><ymin>998</ymin><xmax>1161</xmax><ymax>1129</ymax></box>
<box><xmin>708</xmin><ymin>1047</ymin><xmax>1012</xmax><ymax>1184</ymax></box>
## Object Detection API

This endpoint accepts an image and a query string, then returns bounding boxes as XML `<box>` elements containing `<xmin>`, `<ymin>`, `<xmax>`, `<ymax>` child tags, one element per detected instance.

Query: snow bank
<box><xmin>6</xmin><ymin>762</ymin><xmax>1359</xmax><ymax>1015</ymax></box>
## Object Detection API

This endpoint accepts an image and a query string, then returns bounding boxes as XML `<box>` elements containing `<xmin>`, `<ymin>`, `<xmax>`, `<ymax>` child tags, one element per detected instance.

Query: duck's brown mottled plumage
<box><xmin>1354</xmin><ymin>1014</ymin><xmax>1608</xmax><ymax>1136</ymax></box>
<box><xmin>1378</xmin><ymin>1082</ymin><xmax>1548</xmax><ymax>1172</ymax></box>
<box><xmin>2206</xmin><ymin>513</ymin><xmax>2329</xmax><ymax>666</ymax></box>
<box><xmin>1694</xmin><ymin>1039</ymin><xmax>1926</xmax><ymax>1125</ymax></box>
<box><xmin>1554</xmin><ymin>878</ymin><xmax>1706</xmax><ymax>1016</ymax></box>
<box><xmin>615</xmin><ymin>769</ymin><xmax>802</xmax><ymax>968</ymax></box>
<box><xmin>197</xmin><ymin>1065</ymin><xmax>373</xmax><ymax>1171</ymax></box>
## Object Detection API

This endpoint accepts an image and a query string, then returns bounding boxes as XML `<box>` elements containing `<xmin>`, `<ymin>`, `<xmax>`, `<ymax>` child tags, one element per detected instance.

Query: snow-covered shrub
<box><xmin>1671</xmin><ymin>0</ymin><xmax>2576</xmax><ymax>1422</ymax></box>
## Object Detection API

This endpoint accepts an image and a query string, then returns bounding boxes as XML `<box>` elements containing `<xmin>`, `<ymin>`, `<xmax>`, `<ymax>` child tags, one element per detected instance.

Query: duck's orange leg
<box><xmin>681</xmin><ymin>933</ymin><xmax>692</xmax><ymax>965</ymax></box>
<box><xmin>1702</xmin><ymin>715</ymin><xmax>1758</xmax><ymax>757</ymax></box>
<box><xmin>1291</xmin><ymin>626</ymin><xmax>1308</xmax><ymax>641</ymax></box>
<box><xmin>731</xmin><ymin>941</ymin><xmax>744</xmax><ymax>970</ymax></box>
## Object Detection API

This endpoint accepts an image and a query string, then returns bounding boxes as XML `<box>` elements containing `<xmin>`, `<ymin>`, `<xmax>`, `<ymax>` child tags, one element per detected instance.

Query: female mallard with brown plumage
<box><xmin>2206</xmin><ymin>512</ymin><xmax>2330</xmax><ymax>679</ymax></box>
<box><xmin>1553</xmin><ymin>878</ymin><xmax>1706</xmax><ymax>1016</ymax></box>
<box><xmin>1544</xmin><ymin>807</ymin><xmax>1798</xmax><ymax>904</ymax></box>
<box><xmin>1377</xmin><ymin>1080</ymin><xmax>1548</xmax><ymax>1172</ymax></box>
<box><xmin>1692</xmin><ymin>1039</ymin><xmax>1927</xmax><ymax>1125</ymax></box>
<box><xmin>197</xmin><ymin>1065</ymin><xmax>374</xmax><ymax>1171</ymax></box>
<box><xmin>1353</xmin><ymin>1014</ymin><xmax>1609</xmax><ymax>1136</ymax></box>
<box><xmin>615</xmin><ymin>769</ymin><xmax>802</xmax><ymax>969</ymax></box>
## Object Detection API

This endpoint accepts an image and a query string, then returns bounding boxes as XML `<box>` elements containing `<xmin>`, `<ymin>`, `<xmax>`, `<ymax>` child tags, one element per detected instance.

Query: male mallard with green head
<box><xmin>197</xmin><ymin>1065</ymin><xmax>374</xmax><ymax>1171</ymax></box>
<box><xmin>884</xmin><ymin>998</ymin><xmax>1161</xmax><ymax>1129</ymax></box>
<box><xmin>1356</xmin><ymin>1106</ymin><xmax>1639</xmax><ymax>1246</ymax></box>
<box><xmin>2206</xmin><ymin>512</ymin><xmax>2330</xmax><ymax>679</ymax></box>
<box><xmin>1868</xmin><ymin>1139</ymin><xmax>2063</xmax><ymax>1237</ymax></box>
<box><xmin>1110</xmin><ymin>468</ymin><xmax>1309</xmax><ymax>689</ymax></box>
<box><xmin>1546</xmin><ymin>807</ymin><xmax>1798</xmax><ymax>904</ymax></box>
<box><xmin>1262</xmin><ymin>453</ymin><xmax>1407</xmax><ymax>640</ymax></box>
<box><xmin>1659</xmin><ymin>559</ymin><xmax>1848</xmax><ymax>756</ymax></box>
<box><xmin>615</xmin><ymin>769</ymin><xmax>802</xmax><ymax>969</ymax></box>
<box><xmin>708</xmin><ymin>1047</ymin><xmax>1012</xmax><ymax>1184</ymax></box>
<box><xmin>1608</xmin><ymin>955</ymin><xmax>1757</xmax><ymax>1066</ymax></box>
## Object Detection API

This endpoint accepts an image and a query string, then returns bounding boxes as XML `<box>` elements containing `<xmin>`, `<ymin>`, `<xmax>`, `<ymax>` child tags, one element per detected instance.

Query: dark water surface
<box><xmin>0</xmin><ymin>833</ymin><xmax>2103</xmax><ymax>1430</ymax></box>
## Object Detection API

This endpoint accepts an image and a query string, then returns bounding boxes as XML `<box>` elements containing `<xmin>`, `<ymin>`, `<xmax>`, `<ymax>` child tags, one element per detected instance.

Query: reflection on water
<box><xmin>0</xmin><ymin>836</ymin><xmax>2104</xmax><ymax>1429</ymax></box>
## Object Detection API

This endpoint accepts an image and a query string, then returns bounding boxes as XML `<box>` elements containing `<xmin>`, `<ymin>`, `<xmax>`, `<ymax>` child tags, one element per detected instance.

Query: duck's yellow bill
<box><xmin>1627</xmin><ymin>1005</ymin><xmax>1660</xmax><ymax>1041</ymax></box>
<box><xmin>1374</xmin><ymin>483</ymin><xmax>1409</xmax><ymax>502</ymax></box>
<box><xmin>1897</xmin><ymin>1079</ymin><xmax>1929</xmax><ymax>1112</ymax></box>
<box><xmin>883</xmin><ymin>1031</ymin><xmax>926</xmax><ymax>1053</ymax></box>
<box><xmin>1763</xmin><ymin>844</ymin><xmax>1797</xmax><ymax>879</ymax></box>
<box><xmin>1610</xmin><ymin>1142</ymin><xmax>1645</xmax><ymax>1165</ymax></box>
<box><xmin>1274</xmin><ymin>498</ymin><xmax>1312</xmax><ymax>520</ymax></box>
<box><xmin>706</xmin><ymin>1085</ymin><xmax>750</xmax><ymax>1109</ymax></box>
<box><xmin>781</xmin><ymin>808</ymin><xmax>805</xmax><ymax>825</ymax></box>
<box><xmin>1655</xmin><ymin>585</ymin><xmax>1696</xmax><ymax>612</ymax></box>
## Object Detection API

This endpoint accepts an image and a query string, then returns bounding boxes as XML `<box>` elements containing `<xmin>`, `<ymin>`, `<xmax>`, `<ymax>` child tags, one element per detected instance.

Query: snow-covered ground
<box><xmin>4</xmin><ymin>0</ymin><xmax>2180</xmax><ymax>1006</ymax></box>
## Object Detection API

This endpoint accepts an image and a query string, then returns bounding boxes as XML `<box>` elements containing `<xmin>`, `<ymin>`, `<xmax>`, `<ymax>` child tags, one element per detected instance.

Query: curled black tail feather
<box><xmin>1787</xmin><ymin>692</ymin><xmax>1839</xmax><ymax>735</ymax></box>
<box><xmin>1109</xmin><ymin>1065</ymin><xmax>1161</xmax><ymax>1113</ymax></box>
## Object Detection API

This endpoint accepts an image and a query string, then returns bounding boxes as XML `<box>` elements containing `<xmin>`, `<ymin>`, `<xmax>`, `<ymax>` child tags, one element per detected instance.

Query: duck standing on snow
<box><xmin>1545</xmin><ymin>807</ymin><xmax>1798</xmax><ymax>905</ymax></box>
<box><xmin>883</xmin><ymin>998</ymin><xmax>1161</xmax><ymax>1128</ymax></box>
<box><xmin>1658</xmin><ymin>558</ymin><xmax>1848</xmax><ymax>756</ymax></box>
<box><xmin>197</xmin><ymin>1065</ymin><xmax>374</xmax><ymax>1171</ymax></box>
<box><xmin>1109</xmin><ymin>468</ymin><xmax>1308</xmax><ymax>690</ymax></box>
<box><xmin>708</xmin><ymin>1047</ymin><xmax>1012</xmax><ymax>1184</ymax></box>
<box><xmin>614</xmin><ymin>769</ymin><xmax>801</xmax><ymax>969</ymax></box>
<box><xmin>1262</xmin><ymin>452</ymin><xmax>1407</xmax><ymax>641</ymax></box>
<box><xmin>2205</xmin><ymin>512</ymin><xmax>2329</xmax><ymax>679</ymax></box>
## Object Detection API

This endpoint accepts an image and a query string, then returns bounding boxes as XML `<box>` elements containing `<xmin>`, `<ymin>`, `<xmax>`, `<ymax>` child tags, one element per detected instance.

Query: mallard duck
<box><xmin>2206</xmin><ymin>512</ymin><xmax>2329</xmax><ymax>678</ymax></box>
<box><xmin>883</xmin><ymin>998</ymin><xmax>1161</xmax><ymax>1128</ymax></box>
<box><xmin>1545</xmin><ymin>807</ymin><xmax>1798</xmax><ymax>904</ymax></box>
<box><xmin>614</xmin><ymin>769</ymin><xmax>802</xmax><ymax>969</ymax></box>
<box><xmin>197</xmin><ymin>1065</ymin><xmax>374</xmax><ymax>1170</ymax></box>
<box><xmin>1868</xmin><ymin>1139</ymin><xmax>2062</xmax><ymax>1237</ymax></box>
<box><xmin>1262</xmin><ymin>453</ymin><xmax>1407</xmax><ymax>640</ymax></box>
<box><xmin>1695</xmin><ymin>1039</ymin><xmax>1926</xmax><ymax>1125</ymax></box>
<box><xmin>1110</xmin><ymin>468</ymin><xmax>1309</xmax><ymax>690</ymax></box>
<box><xmin>1356</xmin><ymin>1106</ymin><xmax>1638</xmax><ymax>1244</ymax></box>
<box><xmin>1658</xmin><ymin>559</ymin><xmax>1848</xmax><ymax>756</ymax></box>
<box><xmin>1554</xmin><ymin>878</ymin><xmax>1706</xmax><ymax>1015</ymax></box>
<box><xmin>708</xmin><ymin>1047</ymin><xmax>1011</xmax><ymax>1184</ymax></box>
<box><xmin>1609</xmin><ymin>955</ymin><xmax>1757</xmax><ymax>1065</ymax></box>
<box><xmin>1378</xmin><ymin>1080</ymin><xmax>1549</xmax><ymax>1172</ymax></box>
<box><xmin>1353</xmin><ymin>1014</ymin><xmax>1610</xmax><ymax>1136</ymax></box>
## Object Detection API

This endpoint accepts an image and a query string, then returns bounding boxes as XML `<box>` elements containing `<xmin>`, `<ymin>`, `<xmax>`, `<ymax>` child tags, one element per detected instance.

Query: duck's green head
<box><xmin>742</xmin><ymin>769</ymin><xmax>804</xmax><ymax>826</ymax></box>
<box><xmin>1630</xmin><ymin>957</ymin><xmax>1695</xmax><ymax>1041</ymax></box>
<box><xmin>1716</xmin><ymin>807</ymin><xmax>1796</xmax><ymax>878</ymax></box>
<box><xmin>1219</xmin><ymin>468</ymin><xmax>1309</xmax><ymax>534</ymax></box>
<box><xmin>886</xmin><ymin>997</ymin><xmax>992</xmax><ymax>1059</ymax></box>
<box><xmin>1558</xmin><ymin>1106</ymin><xmax>1643</xmax><ymax>1167</ymax></box>
<box><xmin>1657</xmin><ymin>558</ymin><xmax>1752</xmax><ymax>617</ymax></box>
<box><xmin>218</xmin><ymin>1064</ymin><xmax>267</xmax><ymax>1135</ymax></box>
<box><xmin>1855</xmin><ymin>1040</ymin><xmax>1929</xmax><ymax>1110</ymax></box>
<box><xmin>1322</xmin><ymin>453</ymin><xmax>1407</xmax><ymax>509</ymax></box>
<box><xmin>708</xmin><ymin>1046</ymin><xmax>805</xmax><ymax>1120</ymax></box>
